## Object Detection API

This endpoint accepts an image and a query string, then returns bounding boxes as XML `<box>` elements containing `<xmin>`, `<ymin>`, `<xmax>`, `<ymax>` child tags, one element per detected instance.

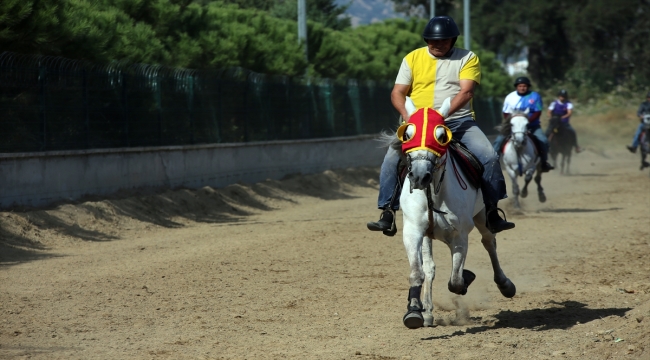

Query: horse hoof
<box><xmin>520</xmin><ymin>188</ymin><xmax>528</xmax><ymax>198</ymax></box>
<box><xmin>538</xmin><ymin>192</ymin><xmax>547</xmax><ymax>203</ymax></box>
<box><xmin>497</xmin><ymin>278</ymin><xmax>517</xmax><ymax>298</ymax></box>
<box><xmin>423</xmin><ymin>314</ymin><xmax>435</xmax><ymax>327</ymax></box>
<box><xmin>449</xmin><ymin>269</ymin><xmax>477</xmax><ymax>295</ymax></box>
<box><xmin>403</xmin><ymin>310</ymin><xmax>424</xmax><ymax>329</ymax></box>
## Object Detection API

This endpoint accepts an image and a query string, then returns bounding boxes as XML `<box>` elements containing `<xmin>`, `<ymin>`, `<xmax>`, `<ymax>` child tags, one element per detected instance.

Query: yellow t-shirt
<box><xmin>395</xmin><ymin>47</ymin><xmax>481</xmax><ymax>121</ymax></box>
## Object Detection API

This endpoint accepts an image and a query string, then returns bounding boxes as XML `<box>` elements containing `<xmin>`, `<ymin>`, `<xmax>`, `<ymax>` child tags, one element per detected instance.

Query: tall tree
<box><xmin>471</xmin><ymin>0</ymin><xmax>649</xmax><ymax>92</ymax></box>
<box><xmin>393</xmin><ymin>0</ymin><xmax>456</xmax><ymax>18</ymax></box>
<box><xmin>270</xmin><ymin>0</ymin><xmax>350</xmax><ymax>30</ymax></box>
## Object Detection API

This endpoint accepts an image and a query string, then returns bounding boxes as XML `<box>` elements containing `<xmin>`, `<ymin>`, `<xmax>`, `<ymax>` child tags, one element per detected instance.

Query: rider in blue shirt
<box><xmin>492</xmin><ymin>76</ymin><xmax>554</xmax><ymax>172</ymax></box>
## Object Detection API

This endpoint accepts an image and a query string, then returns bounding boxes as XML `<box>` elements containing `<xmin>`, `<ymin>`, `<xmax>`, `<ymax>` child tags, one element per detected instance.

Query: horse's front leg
<box><xmin>505</xmin><ymin>168</ymin><xmax>521</xmax><ymax>209</ymax></box>
<box><xmin>446</xmin><ymin>233</ymin><xmax>474</xmax><ymax>296</ymax></box>
<box><xmin>534</xmin><ymin>170</ymin><xmax>546</xmax><ymax>202</ymax></box>
<box><xmin>421</xmin><ymin>236</ymin><xmax>436</xmax><ymax>327</ymax></box>
<box><xmin>473</xmin><ymin>210</ymin><xmax>516</xmax><ymax>298</ymax></box>
<box><xmin>400</xmin><ymin>189</ymin><xmax>428</xmax><ymax>329</ymax></box>
<box><xmin>521</xmin><ymin>167</ymin><xmax>534</xmax><ymax>198</ymax></box>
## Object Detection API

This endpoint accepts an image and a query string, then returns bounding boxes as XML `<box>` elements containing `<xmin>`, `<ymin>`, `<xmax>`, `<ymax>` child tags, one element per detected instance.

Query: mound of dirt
<box><xmin>0</xmin><ymin>167</ymin><xmax>381</xmax><ymax>262</ymax></box>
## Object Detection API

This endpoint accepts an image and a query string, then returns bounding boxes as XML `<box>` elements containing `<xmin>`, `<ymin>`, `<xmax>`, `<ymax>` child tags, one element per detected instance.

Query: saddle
<box><xmin>397</xmin><ymin>139</ymin><xmax>484</xmax><ymax>190</ymax></box>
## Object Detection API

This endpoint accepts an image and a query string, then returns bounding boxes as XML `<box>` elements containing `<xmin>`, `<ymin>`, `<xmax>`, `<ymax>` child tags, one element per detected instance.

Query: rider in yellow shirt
<box><xmin>367</xmin><ymin>16</ymin><xmax>514</xmax><ymax>236</ymax></box>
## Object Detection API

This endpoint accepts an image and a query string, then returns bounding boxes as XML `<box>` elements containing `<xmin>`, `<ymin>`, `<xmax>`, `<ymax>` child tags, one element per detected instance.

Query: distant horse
<box><xmin>638</xmin><ymin>114</ymin><xmax>650</xmax><ymax>171</ymax></box>
<box><xmin>500</xmin><ymin>112</ymin><xmax>546</xmax><ymax>209</ymax></box>
<box><xmin>548</xmin><ymin>116</ymin><xmax>573</xmax><ymax>175</ymax></box>
<box><xmin>386</xmin><ymin>97</ymin><xmax>516</xmax><ymax>329</ymax></box>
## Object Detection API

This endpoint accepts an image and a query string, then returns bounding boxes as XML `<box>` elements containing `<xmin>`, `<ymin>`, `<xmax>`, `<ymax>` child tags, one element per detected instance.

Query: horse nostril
<box><xmin>421</xmin><ymin>173</ymin><xmax>431</xmax><ymax>185</ymax></box>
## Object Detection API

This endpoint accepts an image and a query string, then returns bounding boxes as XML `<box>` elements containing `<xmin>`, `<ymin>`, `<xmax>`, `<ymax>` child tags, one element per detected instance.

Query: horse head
<box><xmin>509</xmin><ymin>110</ymin><xmax>529</xmax><ymax>150</ymax></box>
<box><xmin>398</xmin><ymin>97</ymin><xmax>452</xmax><ymax>191</ymax></box>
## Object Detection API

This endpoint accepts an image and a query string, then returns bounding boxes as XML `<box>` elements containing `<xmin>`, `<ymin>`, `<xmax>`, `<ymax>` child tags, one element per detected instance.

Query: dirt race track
<box><xmin>1</xmin><ymin>132</ymin><xmax>650</xmax><ymax>359</ymax></box>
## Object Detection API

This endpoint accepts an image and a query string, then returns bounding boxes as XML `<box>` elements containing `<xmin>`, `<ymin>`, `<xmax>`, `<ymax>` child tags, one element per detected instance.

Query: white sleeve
<box><xmin>548</xmin><ymin>102</ymin><xmax>556</xmax><ymax>111</ymax></box>
<box><xmin>502</xmin><ymin>93</ymin><xmax>513</xmax><ymax>113</ymax></box>
<box><xmin>567</xmin><ymin>102</ymin><xmax>574</xmax><ymax>110</ymax></box>
<box><xmin>395</xmin><ymin>59</ymin><xmax>412</xmax><ymax>85</ymax></box>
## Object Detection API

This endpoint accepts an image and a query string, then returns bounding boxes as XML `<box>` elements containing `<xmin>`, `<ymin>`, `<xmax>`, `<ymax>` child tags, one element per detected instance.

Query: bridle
<box><xmin>405</xmin><ymin>151</ymin><xmax>447</xmax><ymax>194</ymax></box>
<box><xmin>509</xmin><ymin>115</ymin><xmax>529</xmax><ymax>150</ymax></box>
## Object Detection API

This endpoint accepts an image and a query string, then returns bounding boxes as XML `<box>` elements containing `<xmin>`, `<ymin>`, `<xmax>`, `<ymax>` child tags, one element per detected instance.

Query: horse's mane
<box><xmin>378</xmin><ymin>128</ymin><xmax>403</xmax><ymax>152</ymax></box>
<box><xmin>495</xmin><ymin>110</ymin><xmax>528</xmax><ymax>136</ymax></box>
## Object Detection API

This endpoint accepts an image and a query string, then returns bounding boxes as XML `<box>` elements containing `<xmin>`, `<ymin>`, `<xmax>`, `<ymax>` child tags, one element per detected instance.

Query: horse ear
<box><xmin>439</xmin><ymin>97</ymin><xmax>451</xmax><ymax>118</ymax></box>
<box><xmin>524</xmin><ymin>108</ymin><xmax>530</xmax><ymax>115</ymax></box>
<box><xmin>405</xmin><ymin>96</ymin><xmax>417</xmax><ymax>115</ymax></box>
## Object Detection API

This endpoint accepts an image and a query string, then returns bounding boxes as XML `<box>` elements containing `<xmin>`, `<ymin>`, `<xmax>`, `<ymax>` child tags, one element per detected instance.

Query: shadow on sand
<box><xmin>539</xmin><ymin>207</ymin><xmax>622</xmax><ymax>213</ymax></box>
<box><xmin>421</xmin><ymin>301</ymin><xmax>630</xmax><ymax>340</ymax></box>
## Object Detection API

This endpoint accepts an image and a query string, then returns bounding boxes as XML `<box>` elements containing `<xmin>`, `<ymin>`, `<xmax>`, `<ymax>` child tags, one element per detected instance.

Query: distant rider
<box><xmin>492</xmin><ymin>76</ymin><xmax>554</xmax><ymax>172</ymax></box>
<box><xmin>546</xmin><ymin>89</ymin><xmax>583</xmax><ymax>153</ymax></box>
<box><xmin>626</xmin><ymin>92</ymin><xmax>650</xmax><ymax>153</ymax></box>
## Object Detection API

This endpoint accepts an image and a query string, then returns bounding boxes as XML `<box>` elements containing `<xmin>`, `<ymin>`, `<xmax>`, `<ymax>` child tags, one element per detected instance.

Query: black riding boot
<box><xmin>485</xmin><ymin>204</ymin><xmax>515</xmax><ymax>234</ymax></box>
<box><xmin>367</xmin><ymin>208</ymin><xmax>397</xmax><ymax>236</ymax></box>
<box><xmin>530</xmin><ymin>135</ymin><xmax>554</xmax><ymax>172</ymax></box>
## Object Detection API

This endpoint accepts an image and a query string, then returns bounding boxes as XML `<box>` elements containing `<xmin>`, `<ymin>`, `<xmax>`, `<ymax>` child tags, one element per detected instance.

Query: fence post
<box><xmin>348</xmin><ymin>79</ymin><xmax>362</xmax><ymax>135</ymax></box>
<box><xmin>188</xmin><ymin>75</ymin><xmax>194</xmax><ymax>144</ymax></box>
<box><xmin>156</xmin><ymin>75</ymin><xmax>163</xmax><ymax>145</ymax></box>
<box><xmin>38</xmin><ymin>65</ymin><xmax>47</xmax><ymax>151</ymax></box>
<box><xmin>122</xmin><ymin>72</ymin><xmax>129</xmax><ymax>146</ymax></box>
<box><xmin>83</xmin><ymin>68</ymin><xmax>90</xmax><ymax>148</ymax></box>
<box><xmin>216</xmin><ymin>75</ymin><xmax>222</xmax><ymax>143</ymax></box>
<box><xmin>243</xmin><ymin>72</ymin><xmax>250</xmax><ymax>142</ymax></box>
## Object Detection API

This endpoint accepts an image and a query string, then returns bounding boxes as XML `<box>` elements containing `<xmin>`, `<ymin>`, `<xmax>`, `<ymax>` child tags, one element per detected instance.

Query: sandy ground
<box><xmin>1</xmin><ymin>110</ymin><xmax>650</xmax><ymax>359</ymax></box>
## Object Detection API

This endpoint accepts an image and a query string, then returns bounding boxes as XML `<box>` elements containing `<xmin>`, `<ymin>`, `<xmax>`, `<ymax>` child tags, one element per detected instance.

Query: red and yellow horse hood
<box><xmin>397</xmin><ymin>107</ymin><xmax>452</xmax><ymax>156</ymax></box>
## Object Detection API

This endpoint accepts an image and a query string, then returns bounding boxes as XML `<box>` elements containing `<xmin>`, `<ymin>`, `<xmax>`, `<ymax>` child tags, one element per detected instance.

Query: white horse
<box><xmin>392</xmin><ymin>98</ymin><xmax>516</xmax><ymax>329</ymax></box>
<box><xmin>500</xmin><ymin>112</ymin><xmax>546</xmax><ymax>209</ymax></box>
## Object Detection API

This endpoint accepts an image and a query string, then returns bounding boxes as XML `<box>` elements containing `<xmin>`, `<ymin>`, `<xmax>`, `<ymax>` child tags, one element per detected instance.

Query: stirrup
<box><xmin>486</xmin><ymin>207</ymin><xmax>515</xmax><ymax>233</ymax></box>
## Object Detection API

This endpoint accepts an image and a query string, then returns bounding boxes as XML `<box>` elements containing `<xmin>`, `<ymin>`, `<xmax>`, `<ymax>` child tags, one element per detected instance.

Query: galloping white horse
<box><xmin>500</xmin><ymin>112</ymin><xmax>546</xmax><ymax>209</ymax></box>
<box><xmin>391</xmin><ymin>98</ymin><xmax>516</xmax><ymax>329</ymax></box>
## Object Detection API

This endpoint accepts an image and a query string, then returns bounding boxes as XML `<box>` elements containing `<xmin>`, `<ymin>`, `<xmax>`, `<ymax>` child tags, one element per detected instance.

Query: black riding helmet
<box><xmin>513</xmin><ymin>76</ymin><xmax>531</xmax><ymax>87</ymax></box>
<box><xmin>558</xmin><ymin>89</ymin><xmax>569</xmax><ymax>98</ymax></box>
<box><xmin>422</xmin><ymin>16</ymin><xmax>460</xmax><ymax>47</ymax></box>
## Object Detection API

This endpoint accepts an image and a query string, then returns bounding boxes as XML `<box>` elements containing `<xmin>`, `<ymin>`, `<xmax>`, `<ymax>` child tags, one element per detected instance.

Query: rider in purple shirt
<box><xmin>546</xmin><ymin>89</ymin><xmax>583</xmax><ymax>153</ymax></box>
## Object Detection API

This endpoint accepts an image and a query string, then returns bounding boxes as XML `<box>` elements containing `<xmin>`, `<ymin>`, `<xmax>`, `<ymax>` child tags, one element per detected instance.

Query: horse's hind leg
<box><xmin>535</xmin><ymin>171</ymin><xmax>546</xmax><ymax>202</ymax></box>
<box><xmin>421</xmin><ymin>236</ymin><xmax>436</xmax><ymax>327</ymax></box>
<box><xmin>473</xmin><ymin>210</ymin><xmax>516</xmax><ymax>298</ymax></box>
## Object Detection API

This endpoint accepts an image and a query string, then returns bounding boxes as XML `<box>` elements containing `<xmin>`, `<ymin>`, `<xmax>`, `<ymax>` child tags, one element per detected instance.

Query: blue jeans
<box><xmin>378</xmin><ymin>117</ymin><xmax>507</xmax><ymax>210</ymax></box>
<box><xmin>492</xmin><ymin>125</ymin><xmax>549</xmax><ymax>161</ymax></box>
<box><xmin>632</xmin><ymin>123</ymin><xmax>644</xmax><ymax>148</ymax></box>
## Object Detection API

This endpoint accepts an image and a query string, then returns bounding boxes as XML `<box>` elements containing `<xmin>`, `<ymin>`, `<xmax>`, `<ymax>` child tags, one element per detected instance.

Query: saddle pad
<box><xmin>449</xmin><ymin>140</ymin><xmax>484</xmax><ymax>190</ymax></box>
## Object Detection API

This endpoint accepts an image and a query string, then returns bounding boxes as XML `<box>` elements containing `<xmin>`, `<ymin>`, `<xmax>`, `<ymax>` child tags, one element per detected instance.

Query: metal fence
<box><xmin>0</xmin><ymin>52</ymin><xmax>502</xmax><ymax>153</ymax></box>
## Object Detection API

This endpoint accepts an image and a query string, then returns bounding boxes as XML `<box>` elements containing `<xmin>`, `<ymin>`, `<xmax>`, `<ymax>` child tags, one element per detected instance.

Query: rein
<box><xmin>423</xmin><ymin>153</ymin><xmax>449</xmax><ymax>238</ymax></box>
